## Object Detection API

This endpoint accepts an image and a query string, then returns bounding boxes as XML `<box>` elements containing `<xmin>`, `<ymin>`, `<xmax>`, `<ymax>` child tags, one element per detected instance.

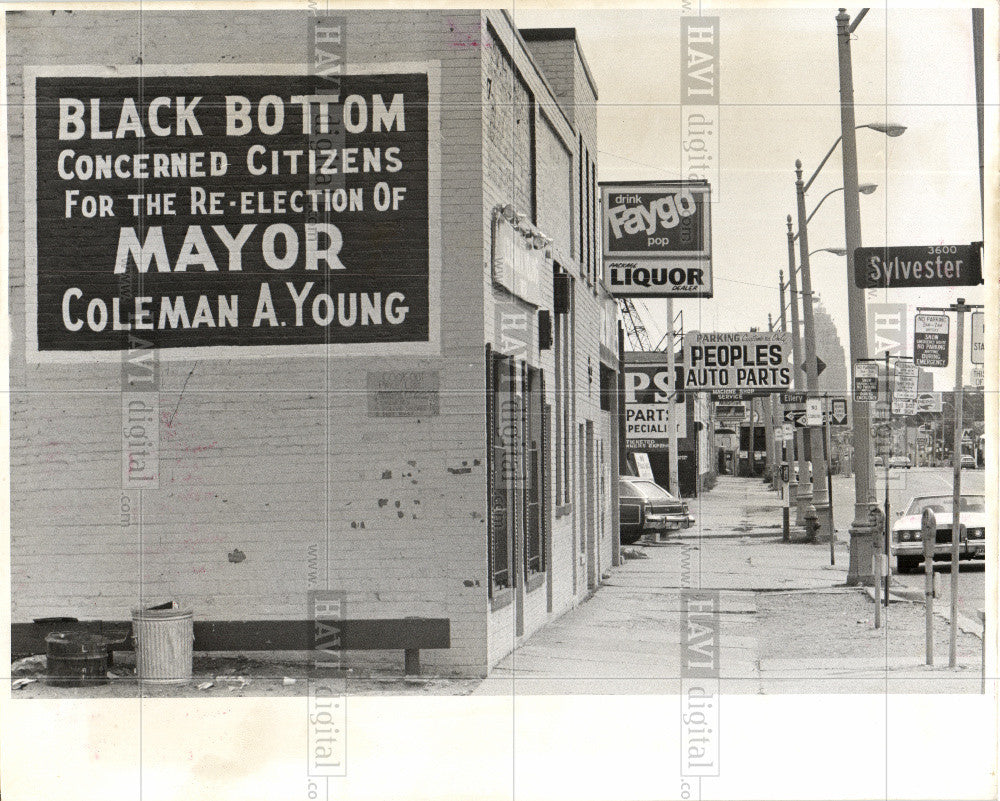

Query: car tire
<box><xmin>620</xmin><ymin>531</ymin><xmax>641</xmax><ymax>546</ymax></box>
<box><xmin>896</xmin><ymin>556</ymin><xmax>920</xmax><ymax>574</ymax></box>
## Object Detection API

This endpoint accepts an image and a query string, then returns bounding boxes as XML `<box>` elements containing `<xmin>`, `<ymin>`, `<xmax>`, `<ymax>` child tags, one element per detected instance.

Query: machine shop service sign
<box><xmin>25</xmin><ymin>65</ymin><xmax>438</xmax><ymax>356</ymax></box>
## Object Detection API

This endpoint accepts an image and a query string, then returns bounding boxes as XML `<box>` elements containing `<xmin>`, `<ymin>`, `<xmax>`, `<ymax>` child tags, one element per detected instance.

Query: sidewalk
<box><xmin>475</xmin><ymin>476</ymin><xmax>984</xmax><ymax>695</ymax></box>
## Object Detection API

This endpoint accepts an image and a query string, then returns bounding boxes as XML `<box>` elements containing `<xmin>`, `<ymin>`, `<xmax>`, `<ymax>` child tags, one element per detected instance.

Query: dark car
<box><xmin>619</xmin><ymin>477</ymin><xmax>694</xmax><ymax>545</ymax></box>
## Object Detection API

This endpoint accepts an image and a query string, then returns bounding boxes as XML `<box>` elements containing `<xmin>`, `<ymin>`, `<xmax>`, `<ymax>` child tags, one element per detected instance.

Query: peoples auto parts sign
<box><xmin>601</xmin><ymin>181</ymin><xmax>712</xmax><ymax>298</ymax></box>
<box><xmin>682</xmin><ymin>331</ymin><xmax>792</xmax><ymax>391</ymax></box>
<box><xmin>24</xmin><ymin>65</ymin><xmax>439</xmax><ymax>358</ymax></box>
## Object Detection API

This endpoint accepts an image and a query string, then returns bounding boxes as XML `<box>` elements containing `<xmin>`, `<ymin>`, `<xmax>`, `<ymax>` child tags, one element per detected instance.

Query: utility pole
<box><xmin>919</xmin><ymin>299</ymin><xmax>982</xmax><ymax>667</ymax></box>
<box><xmin>666</xmin><ymin>297</ymin><xmax>680</xmax><ymax>498</ymax></box>
<box><xmin>795</xmin><ymin>160</ymin><xmax>831</xmax><ymax>538</ymax></box>
<box><xmin>766</xmin><ymin>313</ymin><xmax>778</xmax><ymax>489</ymax></box>
<box><xmin>786</xmin><ymin>217</ymin><xmax>809</xmax><ymax>525</ymax></box>
<box><xmin>837</xmin><ymin>8</ymin><xmax>876</xmax><ymax>585</ymax></box>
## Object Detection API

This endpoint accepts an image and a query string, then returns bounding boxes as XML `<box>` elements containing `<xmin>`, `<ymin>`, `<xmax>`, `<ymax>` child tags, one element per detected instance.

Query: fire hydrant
<box><xmin>804</xmin><ymin>504</ymin><xmax>820</xmax><ymax>542</ymax></box>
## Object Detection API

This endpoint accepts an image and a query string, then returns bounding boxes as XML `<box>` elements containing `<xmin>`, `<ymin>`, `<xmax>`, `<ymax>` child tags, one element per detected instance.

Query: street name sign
<box><xmin>780</xmin><ymin>391</ymin><xmax>806</xmax><ymax>405</ymax></box>
<box><xmin>913</xmin><ymin>314</ymin><xmax>949</xmax><ymax>368</ymax></box>
<box><xmin>682</xmin><ymin>330</ymin><xmax>792</xmax><ymax>391</ymax></box>
<box><xmin>854</xmin><ymin>244</ymin><xmax>983</xmax><ymax>289</ymax></box>
<box><xmin>854</xmin><ymin>362</ymin><xmax>879</xmax><ymax>402</ymax></box>
<box><xmin>972</xmin><ymin>312</ymin><xmax>984</xmax><ymax>365</ymax></box>
<box><xmin>829</xmin><ymin>397</ymin><xmax>848</xmax><ymax>426</ymax></box>
<box><xmin>894</xmin><ymin>362</ymin><xmax>918</xmax><ymax>401</ymax></box>
<box><xmin>602</xmin><ymin>181</ymin><xmax>713</xmax><ymax>298</ymax></box>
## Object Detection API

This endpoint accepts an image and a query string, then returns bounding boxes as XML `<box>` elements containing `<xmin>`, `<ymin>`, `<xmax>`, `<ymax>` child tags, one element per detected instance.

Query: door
<box><xmin>585</xmin><ymin>422</ymin><xmax>597</xmax><ymax>590</ymax></box>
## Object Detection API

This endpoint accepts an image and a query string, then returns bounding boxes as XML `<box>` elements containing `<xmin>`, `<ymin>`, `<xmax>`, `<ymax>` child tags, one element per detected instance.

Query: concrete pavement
<box><xmin>475</xmin><ymin>476</ymin><xmax>984</xmax><ymax>694</ymax></box>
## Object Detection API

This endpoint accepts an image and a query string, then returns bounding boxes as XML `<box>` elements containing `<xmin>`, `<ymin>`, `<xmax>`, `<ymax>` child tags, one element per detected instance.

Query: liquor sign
<box><xmin>624</xmin><ymin>358</ymin><xmax>687</xmax><ymax>450</ymax></box>
<box><xmin>25</xmin><ymin>66</ymin><xmax>438</xmax><ymax>358</ymax></box>
<box><xmin>894</xmin><ymin>362</ymin><xmax>918</xmax><ymax>401</ymax></box>
<box><xmin>682</xmin><ymin>330</ymin><xmax>792</xmax><ymax>391</ymax></box>
<box><xmin>971</xmin><ymin>312</ymin><xmax>984</xmax><ymax>365</ymax></box>
<box><xmin>601</xmin><ymin>181</ymin><xmax>712</xmax><ymax>297</ymax></box>
<box><xmin>854</xmin><ymin>244</ymin><xmax>983</xmax><ymax>289</ymax></box>
<box><xmin>913</xmin><ymin>314</ymin><xmax>949</xmax><ymax>368</ymax></box>
<box><xmin>854</xmin><ymin>362</ymin><xmax>879</xmax><ymax>402</ymax></box>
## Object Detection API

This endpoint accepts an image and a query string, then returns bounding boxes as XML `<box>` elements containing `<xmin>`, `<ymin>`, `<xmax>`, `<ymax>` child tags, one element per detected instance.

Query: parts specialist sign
<box><xmin>24</xmin><ymin>65</ymin><xmax>439</xmax><ymax>357</ymax></box>
<box><xmin>682</xmin><ymin>331</ymin><xmax>792</xmax><ymax>391</ymax></box>
<box><xmin>601</xmin><ymin>181</ymin><xmax>712</xmax><ymax>297</ymax></box>
<box><xmin>623</xmin><ymin>355</ymin><xmax>686</xmax><ymax>450</ymax></box>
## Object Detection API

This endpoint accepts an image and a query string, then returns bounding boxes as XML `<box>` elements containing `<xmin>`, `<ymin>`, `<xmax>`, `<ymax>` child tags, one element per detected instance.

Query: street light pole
<box><xmin>795</xmin><ymin>159</ymin><xmax>832</xmax><ymax>540</ymax></box>
<box><xmin>786</xmin><ymin>216</ymin><xmax>809</xmax><ymax>524</ymax></box>
<box><xmin>837</xmin><ymin>7</ymin><xmax>876</xmax><ymax>585</ymax></box>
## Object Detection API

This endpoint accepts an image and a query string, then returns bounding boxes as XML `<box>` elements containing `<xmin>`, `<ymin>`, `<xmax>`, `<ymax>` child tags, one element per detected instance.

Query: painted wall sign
<box><xmin>24</xmin><ymin>64</ymin><xmax>441</xmax><ymax>358</ymax></box>
<box><xmin>601</xmin><ymin>181</ymin><xmax>712</xmax><ymax>298</ymax></box>
<box><xmin>367</xmin><ymin>370</ymin><xmax>440</xmax><ymax>417</ymax></box>
<box><xmin>682</xmin><ymin>331</ymin><xmax>791</xmax><ymax>390</ymax></box>
<box><xmin>854</xmin><ymin>244</ymin><xmax>983</xmax><ymax>288</ymax></box>
<box><xmin>623</xmin><ymin>358</ymin><xmax>687</xmax><ymax>449</ymax></box>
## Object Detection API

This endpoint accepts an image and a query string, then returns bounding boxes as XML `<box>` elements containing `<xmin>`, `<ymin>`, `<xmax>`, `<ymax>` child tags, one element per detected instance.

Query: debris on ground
<box><xmin>621</xmin><ymin>547</ymin><xmax>650</xmax><ymax>560</ymax></box>
<box><xmin>283</xmin><ymin>677</ymin><xmax>296</xmax><ymax>685</ymax></box>
<box><xmin>11</xmin><ymin>655</ymin><xmax>46</xmax><ymax>675</ymax></box>
<box><xmin>196</xmin><ymin>681</ymin><xmax>214</xmax><ymax>691</ymax></box>
<box><xmin>12</xmin><ymin>678</ymin><xmax>36</xmax><ymax>690</ymax></box>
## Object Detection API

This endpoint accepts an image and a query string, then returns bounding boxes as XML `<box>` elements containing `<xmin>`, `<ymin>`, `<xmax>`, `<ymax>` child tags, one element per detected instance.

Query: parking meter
<box><xmin>921</xmin><ymin>508</ymin><xmax>936</xmax><ymax>664</ymax></box>
<box><xmin>921</xmin><ymin>508</ymin><xmax>936</xmax><ymax>564</ymax></box>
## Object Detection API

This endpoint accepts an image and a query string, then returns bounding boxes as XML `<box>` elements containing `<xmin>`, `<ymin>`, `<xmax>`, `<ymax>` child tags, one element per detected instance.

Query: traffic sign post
<box><xmin>921</xmin><ymin>508</ymin><xmax>936</xmax><ymax>666</ymax></box>
<box><xmin>918</xmin><ymin>298</ymin><xmax>984</xmax><ymax>667</ymax></box>
<box><xmin>914</xmin><ymin>313</ymin><xmax>950</xmax><ymax>367</ymax></box>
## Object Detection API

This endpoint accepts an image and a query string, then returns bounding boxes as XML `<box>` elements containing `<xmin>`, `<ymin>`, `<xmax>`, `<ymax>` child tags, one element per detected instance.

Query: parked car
<box><xmin>960</xmin><ymin>454</ymin><xmax>977</xmax><ymax>470</ymax></box>
<box><xmin>888</xmin><ymin>455</ymin><xmax>911</xmax><ymax>470</ymax></box>
<box><xmin>619</xmin><ymin>477</ymin><xmax>694</xmax><ymax>545</ymax></box>
<box><xmin>874</xmin><ymin>456</ymin><xmax>884</xmax><ymax>468</ymax></box>
<box><xmin>890</xmin><ymin>493</ymin><xmax>986</xmax><ymax>573</ymax></box>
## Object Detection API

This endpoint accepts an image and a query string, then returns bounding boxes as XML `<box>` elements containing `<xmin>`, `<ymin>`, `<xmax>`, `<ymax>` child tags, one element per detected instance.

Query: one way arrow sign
<box><xmin>784</xmin><ymin>407</ymin><xmax>807</xmax><ymax>428</ymax></box>
<box><xmin>829</xmin><ymin>397</ymin><xmax>848</xmax><ymax>426</ymax></box>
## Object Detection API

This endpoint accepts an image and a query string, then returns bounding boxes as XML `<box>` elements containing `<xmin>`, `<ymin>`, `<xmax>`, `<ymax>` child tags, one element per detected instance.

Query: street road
<box><xmin>830</xmin><ymin>466</ymin><xmax>985</xmax><ymax>618</ymax></box>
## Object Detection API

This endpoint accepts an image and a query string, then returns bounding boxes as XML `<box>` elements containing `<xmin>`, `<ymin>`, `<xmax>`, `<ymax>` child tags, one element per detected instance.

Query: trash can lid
<box><xmin>45</xmin><ymin>631</ymin><xmax>111</xmax><ymax>655</ymax></box>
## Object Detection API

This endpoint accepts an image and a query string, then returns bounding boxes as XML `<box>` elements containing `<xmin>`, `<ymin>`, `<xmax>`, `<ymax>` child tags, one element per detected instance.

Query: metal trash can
<box><xmin>131</xmin><ymin>607</ymin><xmax>194</xmax><ymax>684</ymax></box>
<box><xmin>45</xmin><ymin>631</ymin><xmax>110</xmax><ymax>687</ymax></box>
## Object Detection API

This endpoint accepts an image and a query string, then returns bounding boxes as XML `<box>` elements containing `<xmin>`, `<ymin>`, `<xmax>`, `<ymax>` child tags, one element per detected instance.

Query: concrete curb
<box><xmin>863</xmin><ymin>585</ymin><xmax>985</xmax><ymax>641</ymax></box>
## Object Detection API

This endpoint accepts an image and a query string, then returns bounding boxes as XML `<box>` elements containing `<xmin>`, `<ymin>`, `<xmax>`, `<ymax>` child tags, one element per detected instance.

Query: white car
<box><xmin>890</xmin><ymin>494</ymin><xmax>986</xmax><ymax>573</ymax></box>
<box><xmin>888</xmin><ymin>455</ymin><xmax>911</xmax><ymax>469</ymax></box>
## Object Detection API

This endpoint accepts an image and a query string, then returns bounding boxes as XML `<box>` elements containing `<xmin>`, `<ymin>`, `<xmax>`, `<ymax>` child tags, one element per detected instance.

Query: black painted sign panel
<box><xmin>853</xmin><ymin>244</ymin><xmax>982</xmax><ymax>289</ymax></box>
<box><xmin>30</xmin><ymin>71</ymin><xmax>430</xmax><ymax>351</ymax></box>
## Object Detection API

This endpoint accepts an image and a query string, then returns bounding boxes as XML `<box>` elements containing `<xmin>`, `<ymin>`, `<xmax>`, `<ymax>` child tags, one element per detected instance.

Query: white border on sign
<box><xmin>22</xmin><ymin>61</ymin><xmax>442</xmax><ymax>363</ymax></box>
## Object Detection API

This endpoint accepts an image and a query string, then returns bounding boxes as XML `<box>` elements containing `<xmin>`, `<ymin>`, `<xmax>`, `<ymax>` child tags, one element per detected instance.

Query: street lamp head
<box><xmin>858</xmin><ymin>183</ymin><xmax>878</xmax><ymax>195</ymax></box>
<box><xmin>866</xmin><ymin>122</ymin><xmax>907</xmax><ymax>137</ymax></box>
<box><xmin>823</xmin><ymin>248</ymin><xmax>847</xmax><ymax>256</ymax></box>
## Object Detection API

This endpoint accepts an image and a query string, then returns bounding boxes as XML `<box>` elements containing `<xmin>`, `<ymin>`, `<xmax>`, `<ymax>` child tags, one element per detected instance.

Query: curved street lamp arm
<box><xmin>802</xmin><ymin>122</ymin><xmax>881</xmax><ymax>194</ymax></box>
<box><xmin>806</xmin><ymin>187</ymin><xmax>845</xmax><ymax>225</ymax></box>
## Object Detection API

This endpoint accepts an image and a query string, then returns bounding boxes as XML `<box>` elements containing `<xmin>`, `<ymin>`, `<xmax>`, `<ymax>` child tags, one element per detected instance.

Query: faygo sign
<box><xmin>601</xmin><ymin>181</ymin><xmax>712</xmax><ymax>298</ymax></box>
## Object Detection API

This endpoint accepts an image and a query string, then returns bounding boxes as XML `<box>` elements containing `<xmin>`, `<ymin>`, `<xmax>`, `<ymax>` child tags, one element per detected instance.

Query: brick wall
<box><xmin>8</xmin><ymin>9</ymin><xmax>491</xmax><ymax>675</ymax></box>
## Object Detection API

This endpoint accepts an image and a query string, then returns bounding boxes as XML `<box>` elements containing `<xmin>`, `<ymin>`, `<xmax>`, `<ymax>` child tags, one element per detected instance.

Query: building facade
<box><xmin>7</xmin><ymin>10</ymin><xmax>619</xmax><ymax>676</ymax></box>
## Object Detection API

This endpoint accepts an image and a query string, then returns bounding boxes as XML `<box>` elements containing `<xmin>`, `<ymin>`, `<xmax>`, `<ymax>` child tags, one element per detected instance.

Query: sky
<box><xmin>511</xmin><ymin>4</ymin><xmax>985</xmax><ymax>387</ymax></box>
